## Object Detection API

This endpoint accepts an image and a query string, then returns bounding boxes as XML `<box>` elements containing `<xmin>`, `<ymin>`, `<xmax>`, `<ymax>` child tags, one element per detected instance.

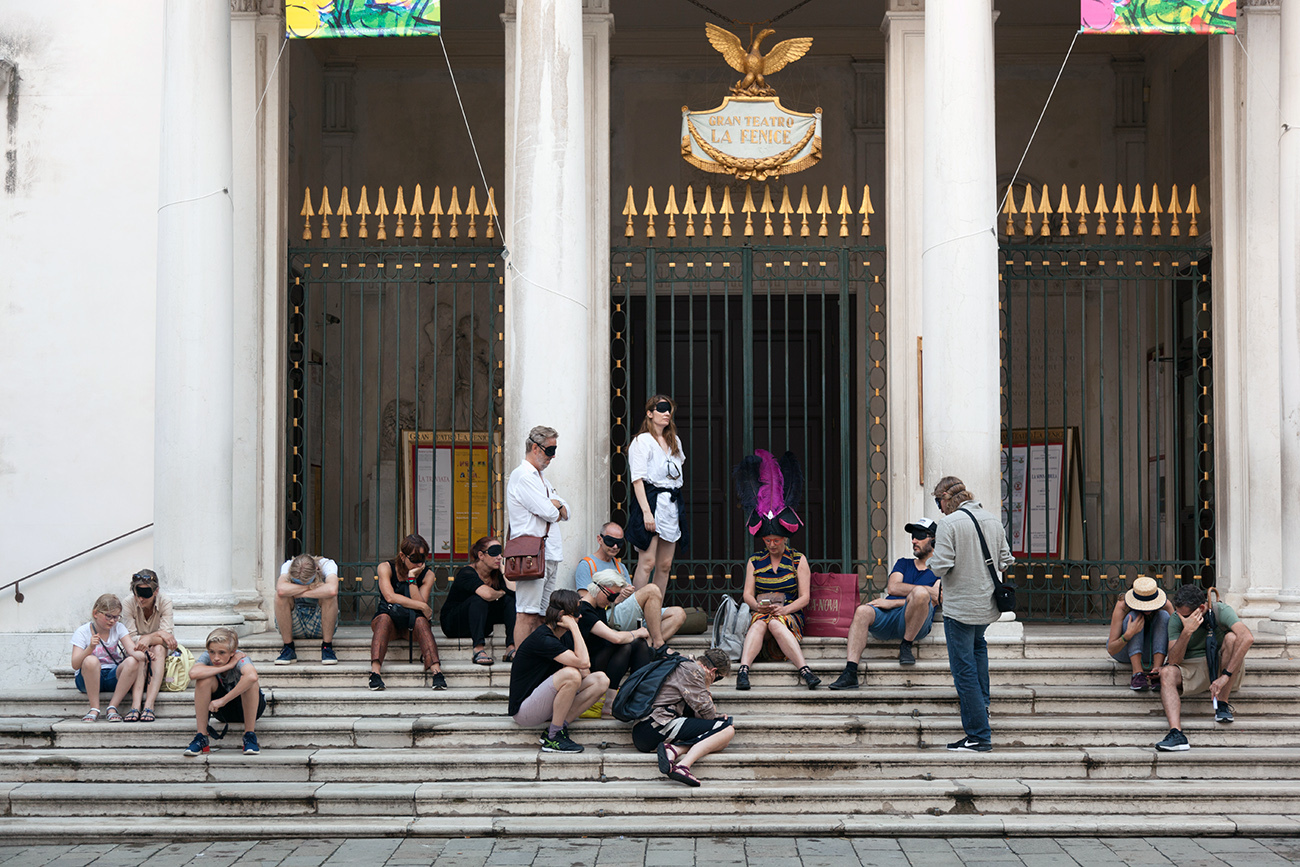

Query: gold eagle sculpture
<box><xmin>705</xmin><ymin>22</ymin><xmax>813</xmax><ymax>98</ymax></box>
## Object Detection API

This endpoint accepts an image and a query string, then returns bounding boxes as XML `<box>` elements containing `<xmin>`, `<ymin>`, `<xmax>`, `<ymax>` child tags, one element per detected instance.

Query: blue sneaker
<box><xmin>275</xmin><ymin>644</ymin><xmax>296</xmax><ymax>665</ymax></box>
<box><xmin>242</xmin><ymin>732</ymin><xmax>260</xmax><ymax>755</ymax></box>
<box><xmin>320</xmin><ymin>644</ymin><xmax>338</xmax><ymax>665</ymax></box>
<box><xmin>183</xmin><ymin>732</ymin><xmax>209</xmax><ymax>756</ymax></box>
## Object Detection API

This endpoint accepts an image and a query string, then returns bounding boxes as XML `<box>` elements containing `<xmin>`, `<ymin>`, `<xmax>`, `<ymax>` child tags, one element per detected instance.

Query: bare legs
<box><xmin>79</xmin><ymin>654</ymin><xmax>139</xmax><ymax>714</ymax></box>
<box><xmin>549</xmin><ymin>667</ymin><xmax>610</xmax><ymax>728</ymax></box>
<box><xmin>739</xmin><ymin>618</ymin><xmax>808</xmax><ymax>671</ymax></box>
<box><xmin>633</xmin><ymin>584</ymin><xmax>687</xmax><ymax>648</ymax></box>
<box><xmin>633</xmin><ymin>537</ymin><xmax>678</xmax><ymax>596</ymax></box>
<box><xmin>514</xmin><ymin>613</ymin><xmax>542</xmax><ymax>652</ymax></box>
<box><xmin>673</xmin><ymin>724</ymin><xmax>735</xmax><ymax>771</ymax></box>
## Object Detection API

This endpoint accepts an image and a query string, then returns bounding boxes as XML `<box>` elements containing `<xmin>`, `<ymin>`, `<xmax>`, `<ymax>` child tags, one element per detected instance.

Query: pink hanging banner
<box><xmin>1081</xmin><ymin>0</ymin><xmax>1235</xmax><ymax>35</ymax></box>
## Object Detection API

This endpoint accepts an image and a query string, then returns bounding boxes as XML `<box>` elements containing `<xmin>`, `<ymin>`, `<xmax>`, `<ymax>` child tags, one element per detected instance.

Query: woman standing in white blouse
<box><xmin>627</xmin><ymin>395</ymin><xmax>686</xmax><ymax>595</ymax></box>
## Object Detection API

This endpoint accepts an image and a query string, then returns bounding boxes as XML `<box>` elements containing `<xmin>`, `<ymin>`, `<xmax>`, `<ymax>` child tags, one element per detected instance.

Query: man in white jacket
<box><xmin>506</xmin><ymin>425</ymin><xmax>570</xmax><ymax>648</ymax></box>
<box><xmin>930</xmin><ymin>475</ymin><xmax>1014</xmax><ymax>753</ymax></box>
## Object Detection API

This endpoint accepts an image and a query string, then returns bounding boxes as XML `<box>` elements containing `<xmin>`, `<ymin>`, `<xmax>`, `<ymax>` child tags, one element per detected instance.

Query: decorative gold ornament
<box><xmin>705</xmin><ymin>22</ymin><xmax>813</xmax><ymax>98</ymax></box>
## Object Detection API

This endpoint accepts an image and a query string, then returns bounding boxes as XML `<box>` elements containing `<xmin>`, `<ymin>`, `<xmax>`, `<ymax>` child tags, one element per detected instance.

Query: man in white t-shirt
<box><xmin>573</xmin><ymin>521</ymin><xmax>686</xmax><ymax>650</ymax></box>
<box><xmin>273</xmin><ymin>553</ymin><xmax>340</xmax><ymax>665</ymax></box>
<box><xmin>506</xmin><ymin>425</ymin><xmax>569</xmax><ymax>649</ymax></box>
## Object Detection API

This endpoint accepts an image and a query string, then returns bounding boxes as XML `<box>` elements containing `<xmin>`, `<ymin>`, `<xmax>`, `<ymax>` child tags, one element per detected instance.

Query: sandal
<box><xmin>656</xmin><ymin>742</ymin><xmax>681</xmax><ymax>775</ymax></box>
<box><xmin>140</xmin><ymin>709</ymin><xmax>156</xmax><ymax>723</ymax></box>
<box><xmin>667</xmin><ymin>763</ymin><xmax>701</xmax><ymax>787</ymax></box>
<box><xmin>105</xmin><ymin>707</ymin><xmax>123</xmax><ymax>722</ymax></box>
<box><xmin>472</xmin><ymin>649</ymin><xmax>494</xmax><ymax>666</ymax></box>
<box><xmin>81</xmin><ymin>708</ymin><xmax>101</xmax><ymax>722</ymax></box>
<box><xmin>122</xmin><ymin>708</ymin><xmax>141</xmax><ymax>723</ymax></box>
<box><xmin>502</xmin><ymin>648</ymin><xmax>516</xmax><ymax>663</ymax></box>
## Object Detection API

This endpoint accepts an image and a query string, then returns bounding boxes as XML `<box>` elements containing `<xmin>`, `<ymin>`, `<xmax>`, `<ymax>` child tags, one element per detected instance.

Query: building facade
<box><xmin>1</xmin><ymin>0</ymin><xmax>1297</xmax><ymax>684</ymax></box>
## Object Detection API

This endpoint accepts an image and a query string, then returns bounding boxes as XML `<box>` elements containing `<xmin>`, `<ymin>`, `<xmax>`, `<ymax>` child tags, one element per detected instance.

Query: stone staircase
<box><xmin>1</xmin><ymin>624</ymin><xmax>1298</xmax><ymax>840</ymax></box>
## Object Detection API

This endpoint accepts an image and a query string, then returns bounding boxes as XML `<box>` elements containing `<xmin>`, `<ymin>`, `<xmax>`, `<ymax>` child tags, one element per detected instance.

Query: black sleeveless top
<box><xmin>387</xmin><ymin>559</ymin><xmax>429</xmax><ymax>598</ymax></box>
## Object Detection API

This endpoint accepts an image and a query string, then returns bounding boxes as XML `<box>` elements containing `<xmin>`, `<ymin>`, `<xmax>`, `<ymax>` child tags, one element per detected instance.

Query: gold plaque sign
<box><xmin>682</xmin><ymin>23</ymin><xmax>821</xmax><ymax>181</ymax></box>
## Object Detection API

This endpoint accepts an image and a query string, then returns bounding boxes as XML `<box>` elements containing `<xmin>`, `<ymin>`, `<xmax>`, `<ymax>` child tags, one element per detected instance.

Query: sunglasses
<box><xmin>601</xmin><ymin>534</ymin><xmax>624</xmax><ymax>549</ymax></box>
<box><xmin>531</xmin><ymin>436</ymin><xmax>558</xmax><ymax>457</ymax></box>
<box><xmin>486</xmin><ymin>544</ymin><xmax>503</xmax><ymax>557</ymax></box>
<box><xmin>133</xmin><ymin>585</ymin><xmax>155</xmax><ymax>598</ymax></box>
<box><xmin>602</xmin><ymin>585</ymin><xmax>621</xmax><ymax>601</ymax></box>
<box><xmin>653</xmin><ymin>400</ymin><xmax>672</xmax><ymax>413</ymax></box>
<box><xmin>934</xmin><ymin>497</ymin><xmax>945</xmax><ymax>510</ymax></box>
<box><xmin>406</xmin><ymin>552</ymin><xmax>428</xmax><ymax>565</ymax></box>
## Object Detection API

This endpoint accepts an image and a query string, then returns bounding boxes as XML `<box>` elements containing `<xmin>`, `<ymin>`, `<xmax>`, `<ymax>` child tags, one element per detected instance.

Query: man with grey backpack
<box><xmin>931</xmin><ymin>475</ymin><xmax>1014</xmax><ymax>753</ymax></box>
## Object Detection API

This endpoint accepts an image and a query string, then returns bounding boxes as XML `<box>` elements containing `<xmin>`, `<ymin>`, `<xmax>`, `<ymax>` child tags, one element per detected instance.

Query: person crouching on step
<box><xmin>184</xmin><ymin>628</ymin><xmax>265</xmax><ymax>757</ymax></box>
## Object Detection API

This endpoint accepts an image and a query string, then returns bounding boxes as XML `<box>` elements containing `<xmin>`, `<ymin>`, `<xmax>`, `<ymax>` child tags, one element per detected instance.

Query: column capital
<box><xmin>230</xmin><ymin>0</ymin><xmax>280</xmax><ymax>14</ymax></box>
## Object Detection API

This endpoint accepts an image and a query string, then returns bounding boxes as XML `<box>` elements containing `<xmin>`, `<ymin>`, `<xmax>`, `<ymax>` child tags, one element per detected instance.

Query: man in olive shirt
<box><xmin>1155</xmin><ymin>584</ymin><xmax>1254</xmax><ymax>751</ymax></box>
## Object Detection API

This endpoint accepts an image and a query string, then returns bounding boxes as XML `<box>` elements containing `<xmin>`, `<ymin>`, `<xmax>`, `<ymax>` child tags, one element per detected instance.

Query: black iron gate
<box><xmin>998</xmin><ymin>182</ymin><xmax>1214</xmax><ymax>622</ymax></box>
<box><xmin>611</xmin><ymin>183</ymin><xmax>888</xmax><ymax>611</ymax></box>
<box><xmin>288</xmin><ymin>183</ymin><xmax>503</xmax><ymax>622</ymax></box>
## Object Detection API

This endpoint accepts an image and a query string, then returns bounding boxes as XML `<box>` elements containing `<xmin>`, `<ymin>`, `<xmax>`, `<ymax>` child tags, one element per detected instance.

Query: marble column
<box><xmin>155</xmin><ymin>0</ymin><xmax>243</xmax><ymax>642</ymax></box>
<box><xmin>503</xmin><ymin>0</ymin><xmax>592</xmax><ymax>580</ymax></box>
<box><xmin>920</xmin><ymin>0</ymin><xmax>1000</xmax><ymax>513</ymax></box>
<box><xmin>1209</xmin><ymin>3</ymin><xmax>1282</xmax><ymax>616</ymax></box>
<box><xmin>882</xmin><ymin>1</ymin><xmax>925</xmax><ymax>560</ymax></box>
<box><xmin>230</xmin><ymin>0</ymin><xmax>289</xmax><ymax>626</ymax></box>
<box><xmin>1267</xmin><ymin>0</ymin><xmax>1300</xmax><ymax>633</ymax></box>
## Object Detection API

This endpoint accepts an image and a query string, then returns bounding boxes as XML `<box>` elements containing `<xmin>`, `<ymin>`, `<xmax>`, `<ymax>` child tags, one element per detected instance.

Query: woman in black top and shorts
<box><xmin>440</xmin><ymin>536</ymin><xmax>517</xmax><ymax>665</ymax></box>
<box><xmin>508</xmin><ymin>589</ymin><xmax>609</xmax><ymax>753</ymax></box>
<box><xmin>370</xmin><ymin>533</ymin><xmax>445</xmax><ymax>691</ymax></box>
<box><xmin>577</xmin><ymin>570</ymin><xmax>655</xmax><ymax>716</ymax></box>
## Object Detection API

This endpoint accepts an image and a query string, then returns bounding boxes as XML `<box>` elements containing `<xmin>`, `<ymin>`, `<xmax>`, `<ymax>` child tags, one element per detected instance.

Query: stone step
<box><xmin>49</xmin><ymin>656</ymin><xmax>1300</xmax><ymax>690</ymax></box>
<box><xmin>1</xmin><ymin>745</ymin><xmax>1298</xmax><ymax>785</ymax></box>
<box><xmin>231</xmin><ymin>626</ymin><xmax>1298</xmax><ymax>661</ymax></box>
<box><xmin>2</xmin><ymin>713</ymin><xmax>1294</xmax><ymax>752</ymax></box>
<box><xmin>4</xmin><ymin>776</ymin><xmax>1300</xmax><ymax>819</ymax></box>
<box><xmin>0</xmin><ymin>811</ymin><xmax>1291</xmax><ymax>841</ymax></box>
<box><xmin>6</xmin><ymin>683</ymin><xmax>1297</xmax><ymax>719</ymax></box>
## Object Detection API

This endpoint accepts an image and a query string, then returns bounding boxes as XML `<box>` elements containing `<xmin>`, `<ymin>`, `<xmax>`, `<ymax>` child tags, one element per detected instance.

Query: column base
<box><xmin>1259</xmin><ymin>599</ymin><xmax>1300</xmax><ymax>638</ymax></box>
<box><xmin>1238</xmin><ymin>589</ymin><xmax>1281</xmax><ymax>619</ymax></box>
<box><xmin>986</xmin><ymin>612</ymin><xmax>1023</xmax><ymax>642</ymax></box>
<box><xmin>170</xmin><ymin>595</ymin><xmax>248</xmax><ymax>646</ymax></box>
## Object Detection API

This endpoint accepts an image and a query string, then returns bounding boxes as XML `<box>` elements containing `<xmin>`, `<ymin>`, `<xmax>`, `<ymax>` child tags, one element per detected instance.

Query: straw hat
<box><xmin>1124</xmin><ymin>576</ymin><xmax>1166</xmax><ymax>612</ymax></box>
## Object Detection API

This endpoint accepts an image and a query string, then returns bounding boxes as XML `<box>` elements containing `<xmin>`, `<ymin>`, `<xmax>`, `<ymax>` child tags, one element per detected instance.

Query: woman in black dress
<box><xmin>440</xmin><ymin>536</ymin><xmax>517</xmax><ymax>665</ymax></box>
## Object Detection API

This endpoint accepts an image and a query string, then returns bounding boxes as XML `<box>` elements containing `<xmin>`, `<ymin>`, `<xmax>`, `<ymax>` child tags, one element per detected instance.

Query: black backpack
<box><xmin>611</xmin><ymin>654</ymin><xmax>688</xmax><ymax>722</ymax></box>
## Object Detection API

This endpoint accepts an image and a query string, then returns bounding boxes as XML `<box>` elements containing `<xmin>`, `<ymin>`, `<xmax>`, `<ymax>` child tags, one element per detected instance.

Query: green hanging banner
<box><xmin>286</xmin><ymin>0</ymin><xmax>441</xmax><ymax>39</ymax></box>
<box><xmin>1080</xmin><ymin>0</ymin><xmax>1235</xmax><ymax>34</ymax></box>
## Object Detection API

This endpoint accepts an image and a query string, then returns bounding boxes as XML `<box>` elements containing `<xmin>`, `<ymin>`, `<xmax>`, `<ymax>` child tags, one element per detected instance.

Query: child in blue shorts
<box><xmin>70</xmin><ymin>594</ymin><xmax>146</xmax><ymax>722</ymax></box>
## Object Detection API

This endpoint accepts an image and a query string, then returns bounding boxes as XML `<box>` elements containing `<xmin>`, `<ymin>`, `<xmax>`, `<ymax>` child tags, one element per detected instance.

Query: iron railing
<box><xmin>291</xmin><ymin>183</ymin><xmax>504</xmax><ymax>622</ymax></box>
<box><xmin>997</xmin><ymin>183</ymin><xmax>1213</xmax><ymax>622</ymax></box>
<box><xmin>610</xmin><ymin>241</ymin><xmax>888</xmax><ymax>613</ymax></box>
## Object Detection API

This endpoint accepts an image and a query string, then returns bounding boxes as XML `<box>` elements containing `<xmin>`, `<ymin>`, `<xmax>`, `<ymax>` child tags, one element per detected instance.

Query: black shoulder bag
<box><xmin>960</xmin><ymin>507</ymin><xmax>1017</xmax><ymax>614</ymax></box>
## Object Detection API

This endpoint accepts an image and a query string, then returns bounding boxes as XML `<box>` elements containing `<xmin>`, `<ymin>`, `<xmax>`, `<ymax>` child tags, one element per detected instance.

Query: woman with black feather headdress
<box><xmin>731</xmin><ymin>450</ymin><xmax>820</xmax><ymax>691</ymax></box>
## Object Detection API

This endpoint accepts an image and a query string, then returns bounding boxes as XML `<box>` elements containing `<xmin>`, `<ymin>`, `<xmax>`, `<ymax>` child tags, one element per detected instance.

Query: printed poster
<box><xmin>287</xmin><ymin>0</ymin><xmax>441</xmax><ymax>39</ymax></box>
<box><xmin>1081</xmin><ymin>0</ymin><xmax>1235</xmax><ymax>35</ymax></box>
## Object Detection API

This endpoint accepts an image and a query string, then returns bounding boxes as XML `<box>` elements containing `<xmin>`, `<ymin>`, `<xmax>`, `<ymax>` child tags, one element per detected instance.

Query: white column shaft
<box><xmin>883</xmin><ymin>8</ymin><xmax>926</xmax><ymax>554</ymax></box>
<box><xmin>505</xmin><ymin>0</ymin><xmax>591</xmax><ymax>573</ymax></box>
<box><xmin>921</xmin><ymin>0</ymin><xmax>1000</xmax><ymax>510</ymax></box>
<box><xmin>155</xmin><ymin>0</ymin><xmax>241</xmax><ymax>637</ymax></box>
<box><xmin>1272</xmin><ymin>0</ymin><xmax>1300</xmax><ymax>621</ymax></box>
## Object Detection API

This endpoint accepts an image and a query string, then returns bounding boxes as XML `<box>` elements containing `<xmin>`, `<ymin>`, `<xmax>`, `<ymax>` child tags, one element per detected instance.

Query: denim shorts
<box><xmin>74</xmin><ymin>667</ymin><xmax>119</xmax><ymax>694</ymax></box>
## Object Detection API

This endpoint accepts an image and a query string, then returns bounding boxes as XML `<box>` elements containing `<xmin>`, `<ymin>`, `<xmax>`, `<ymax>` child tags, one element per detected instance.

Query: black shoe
<box><xmin>898</xmin><ymin>642</ymin><xmax>916</xmax><ymax>666</ymax></box>
<box><xmin>1156</xmin><ymin>728</ymin><xmax>1190</xmax><ymax>751</ymax></box>
<box><xmin>540</xmin><ymin>729</ymin><xmax>584</xmax><ymax>753</ymax></box>
<box><xmin>828</xmin><ymin>665</ymin><xmax>860</xmax><ymax>691</ymax></box>
<box><xmin>274</xmin><ymin>643</ymin><xmax>296</xmax><ymax>665</ymax></box>
<box><xmin>368</xmin><ymin>672</ymin><xmax>385</xmax><ymax>691</ymax></box>
<box><xmin>1215</xmin><ymin>703</ymin><xmax>1235</xmax><ymax>724</ymax></box>
<box><xmin>429</xmin><ymin>671</ymin><xmax>448</xmax><ymax>690</ymax></box>
<box><xmin>798</xmin><ymin>666</ymin><xmax>821</xmax><ymax>689</ymax></box>
<box><xmin>947</xmin><ymin>737</ymin><xmax>993</xmax><ymax>753</ymax></box>
<box><xmin>735</xmin><ymin>665</ymin><xmax>750</xmax><ymax>691</ymax></box>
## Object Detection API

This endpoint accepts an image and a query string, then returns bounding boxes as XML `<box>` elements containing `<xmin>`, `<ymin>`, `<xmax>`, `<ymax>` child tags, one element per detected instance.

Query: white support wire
<box><xmin>156</xmin><ymin>36</ymin><xmax>289</xmax><ymax>214</ymax></box>
<box><xmin>437</xmin><ymin>32</ymin><xmax>588</xmax><ymax>311</ymax></box>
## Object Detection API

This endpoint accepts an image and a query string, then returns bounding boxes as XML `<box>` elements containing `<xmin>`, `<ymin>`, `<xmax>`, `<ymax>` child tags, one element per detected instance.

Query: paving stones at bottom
<box><xmin>322</xmin><ymin>838</ymin><xmax>403</xmax><ymax>865</ymax></box>
<box><xmin>75</xmin><ymin>844</ymin><xmax>167</xmax><ymax>867</ymax></box>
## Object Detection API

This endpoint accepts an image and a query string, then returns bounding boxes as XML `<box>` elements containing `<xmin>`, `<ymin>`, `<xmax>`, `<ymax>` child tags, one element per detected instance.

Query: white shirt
<box><xmin>506</xmin><ymin>459</ymin><xmax>569</xmax><ymax>561</ymax></box>
<box><xmin>70</xmin><ymin>622</ymin><xmax>129</xmax><ymax>670</ymax></box>
<box><xmin>628</xmin><ymin>432</ymin><xmax>685</xmax><ymax>489</ymax></box>
<box><xmin>279</xmin><ymin>557</ymin><xmax>339</xmax><ymax>585</ymax></box>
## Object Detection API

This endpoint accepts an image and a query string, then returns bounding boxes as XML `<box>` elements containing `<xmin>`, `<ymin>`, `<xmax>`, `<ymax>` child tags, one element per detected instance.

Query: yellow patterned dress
<box><xmin>749</xmin><ymin>549</ymin><xmax>805</xmax><ymax>661</ymax></box>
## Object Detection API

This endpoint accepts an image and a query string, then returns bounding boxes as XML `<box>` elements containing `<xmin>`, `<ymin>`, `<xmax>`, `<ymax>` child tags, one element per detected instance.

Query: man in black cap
<box><xmin>829</xmin><ymin>517</ymin><xmax>941</xmax><ymax>690</ymax></box>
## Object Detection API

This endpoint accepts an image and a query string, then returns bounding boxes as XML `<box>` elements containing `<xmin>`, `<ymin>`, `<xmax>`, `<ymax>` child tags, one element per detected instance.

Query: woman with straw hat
<box><xmin>1105</xmin><ymin>575</ymin><xmax>1175</xmax><ymax>691</ymax></box>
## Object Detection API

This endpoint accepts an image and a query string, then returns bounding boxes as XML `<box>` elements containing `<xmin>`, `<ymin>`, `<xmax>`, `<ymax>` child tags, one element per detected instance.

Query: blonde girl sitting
<box><xmin>70</xmin><ymin>593</ymin><xmax>147</xmax><ymax>722</ymax></box>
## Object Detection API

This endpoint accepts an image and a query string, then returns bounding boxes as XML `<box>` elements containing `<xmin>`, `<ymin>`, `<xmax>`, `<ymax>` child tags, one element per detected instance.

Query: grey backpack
<box><xmin>711</xmin><ymin>595</ymin><xmax>751</xmax><ymax>662</ymax></box>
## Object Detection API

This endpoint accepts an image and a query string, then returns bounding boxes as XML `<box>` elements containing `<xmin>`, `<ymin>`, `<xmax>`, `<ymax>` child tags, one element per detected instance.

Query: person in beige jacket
<box><xmin>122</xmin><ymin>569</ymin><xmax>175</xmax><ymax>722</ymax></box>
<box><xmin>931</xmin><ymin>476</ymin><xmax>1014</xmax><ymax>753</ymax></box>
